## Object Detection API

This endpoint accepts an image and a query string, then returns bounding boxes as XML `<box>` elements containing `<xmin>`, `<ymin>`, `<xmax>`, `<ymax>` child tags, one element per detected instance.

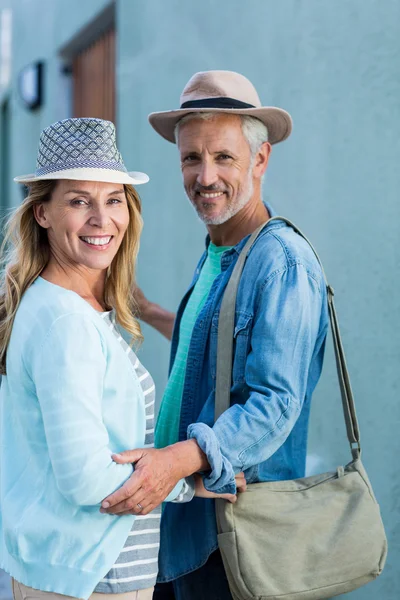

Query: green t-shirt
<box><xmin>155</xmin><ymin>243</ymin><xmax>231</xmax><ymax>449</ymax></box>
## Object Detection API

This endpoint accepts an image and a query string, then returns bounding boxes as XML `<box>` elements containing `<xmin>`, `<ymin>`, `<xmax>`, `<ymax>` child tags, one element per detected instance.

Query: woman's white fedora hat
<box><xmin>148</xmin><ymin>70</ymin><xmax>292</xmax><ymax>145</ymax></box>
<box><xmin>14</xmin><ymin>117</ymin><xmax>149</xmax><ymax>185</ymax></box>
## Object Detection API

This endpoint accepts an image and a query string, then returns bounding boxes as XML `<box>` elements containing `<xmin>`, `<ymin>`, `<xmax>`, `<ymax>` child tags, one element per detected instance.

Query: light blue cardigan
<box><xmin>0</xmin><ymin>277</ymin><xmax>181</xmax><ymax>599</ymax></box>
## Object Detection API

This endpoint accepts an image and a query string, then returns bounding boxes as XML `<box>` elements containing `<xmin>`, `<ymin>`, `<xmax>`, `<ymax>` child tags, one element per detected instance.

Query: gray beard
<box><xmin>189</xmin><ymin>168</ymin><xmax>254</xmax><ymax>226</ymax></box>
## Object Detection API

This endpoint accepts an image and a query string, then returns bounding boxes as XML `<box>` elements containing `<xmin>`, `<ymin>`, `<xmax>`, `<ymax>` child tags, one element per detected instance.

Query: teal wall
<box><xmin>1</xmin><ymin>1</ymin><xmax>399</xmax><ymax>597</ymax></box>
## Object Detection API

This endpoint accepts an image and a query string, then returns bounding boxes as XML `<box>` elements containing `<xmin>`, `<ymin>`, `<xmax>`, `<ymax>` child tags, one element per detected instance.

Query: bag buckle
<box><xmin>336</xmin><ymin>466</ymin><xmax>345</xmax><ymax>478</ymax></box>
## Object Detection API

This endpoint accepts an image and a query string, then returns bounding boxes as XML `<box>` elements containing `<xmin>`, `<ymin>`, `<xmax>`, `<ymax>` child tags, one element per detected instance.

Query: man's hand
<box><xmin>100</xmin><ymin>440</ymin><xmax>209</xmax><ymax>516</ymax></box>
<box><xmin>100</xmin><ymin>447</ymin><xmax>180</xmax><ymax>515</ymax></box>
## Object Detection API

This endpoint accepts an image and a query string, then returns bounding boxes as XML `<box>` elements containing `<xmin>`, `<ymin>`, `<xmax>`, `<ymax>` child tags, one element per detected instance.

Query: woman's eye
<box><xmin>71</xmin><ymin>199</ymin><xmax>87</xmax><ymax>206</ymax></box>
<box><xmin>108</xmin><ymin>198</ymin><xmax>122</xmax><ymax>204</ymax></box>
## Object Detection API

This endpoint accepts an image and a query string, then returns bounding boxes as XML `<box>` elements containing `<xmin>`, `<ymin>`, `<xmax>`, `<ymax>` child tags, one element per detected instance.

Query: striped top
<box><xmin>155</xmin><ymin>243</ymin><xmax>231</xmax><ymax>450</ymax></box>
<box><xmin>95</xmin><ymin>312</ymin><xmax>193</xmax><ymax>594</ymax></box>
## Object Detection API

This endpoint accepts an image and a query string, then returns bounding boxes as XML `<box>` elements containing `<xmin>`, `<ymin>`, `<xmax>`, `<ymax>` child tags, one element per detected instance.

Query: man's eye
<box><xmin>217</xmin><ymin>154</ymin><xmax>232</xmax><ymax>160</ymax></box>
<box><xmin>183</xmin><ymin>155</ymin><xmax>198</xmax><ymax>163</ymax></box>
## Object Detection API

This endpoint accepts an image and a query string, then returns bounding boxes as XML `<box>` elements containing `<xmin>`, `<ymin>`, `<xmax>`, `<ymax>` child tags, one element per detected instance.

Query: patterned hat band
<box><xmin>14</xmin><ymin>117</ymin><xmax>149</xmax><ymax>186</ymax></box>
<box><xmin>36</xmin><ymin>159</ymin><xmax>128</xmax><ymax>177</ymax></box>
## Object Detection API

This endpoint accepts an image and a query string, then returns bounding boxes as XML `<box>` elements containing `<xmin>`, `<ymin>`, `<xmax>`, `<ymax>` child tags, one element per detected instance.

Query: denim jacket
<box><xmin>158</xmin><ymin>210</ymin><xmax>329</xmax><ymax>582</ymax></box>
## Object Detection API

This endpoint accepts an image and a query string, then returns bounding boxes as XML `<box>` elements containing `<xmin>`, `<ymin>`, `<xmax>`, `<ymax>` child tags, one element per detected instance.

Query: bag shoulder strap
<box><xmin>215</xmin><ymin>216</ymin><xmax>361</xmax><ymax>459</ymax></box>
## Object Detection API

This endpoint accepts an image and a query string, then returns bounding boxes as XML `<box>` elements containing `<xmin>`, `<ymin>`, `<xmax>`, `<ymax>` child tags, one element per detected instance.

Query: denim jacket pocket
<box><xmin>232</xmin><ymin>312</ymin><xmax>253</xmax><ymax>383</ymax></box>
<box><xmin>210</xmin><ymin>311</ymin><xmax>253</xmax><ymax>383</ymax></box>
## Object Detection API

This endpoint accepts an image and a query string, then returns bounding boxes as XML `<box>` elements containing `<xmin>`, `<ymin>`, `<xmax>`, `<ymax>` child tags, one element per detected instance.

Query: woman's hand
<box><xmin>194</xmin><ymin>472</ymin><xmax>247</xmax><ymax>504</ymax></box>
<box><xmin>132</xmin><ymin>286</ymin><xmax>151</xmax><ymax>318</ymax></box>
<box><xmin>132</xmin><ymin>286</ymin><xmax>175</xmax><ymax>340</ymax></box>
<box><xmin>234</xmin><ymin>472</ymin><xmax>247</xmax><ymax>493</ymax></box>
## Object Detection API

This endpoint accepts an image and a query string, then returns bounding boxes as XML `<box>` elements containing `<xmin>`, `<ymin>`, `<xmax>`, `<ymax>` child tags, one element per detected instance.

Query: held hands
<box><xmin>194</xmin><ymin>472</ymin><xmax>247</xmax><ymax>503</ymax></box>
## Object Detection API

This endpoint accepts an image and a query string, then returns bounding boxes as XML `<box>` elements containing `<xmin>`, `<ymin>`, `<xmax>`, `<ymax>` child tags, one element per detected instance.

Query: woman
<box><xmin>0</xmin><ymin>118</ymin><xmax>239</xmax><ymax>600</ymax></box>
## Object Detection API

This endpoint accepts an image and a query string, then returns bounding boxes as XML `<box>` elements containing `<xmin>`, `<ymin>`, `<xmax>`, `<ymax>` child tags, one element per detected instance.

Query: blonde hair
<box><xmin>0</xmin><ymin>180</ymin><xmax>143</xmax><ymax>375</ymax></box>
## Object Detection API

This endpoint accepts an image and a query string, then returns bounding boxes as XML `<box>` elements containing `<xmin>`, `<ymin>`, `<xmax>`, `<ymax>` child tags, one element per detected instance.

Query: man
<box><xmin>102</xmin><ymin>71</ymin><xmax>329</xmax><ymax>599</ymax></box>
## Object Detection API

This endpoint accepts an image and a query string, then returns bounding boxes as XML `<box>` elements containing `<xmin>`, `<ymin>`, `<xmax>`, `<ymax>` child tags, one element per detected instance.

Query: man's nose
<box><xmin>196</xmin><ymin>160</ymin><xmax>218</xmax><ymax>188</ymax></box>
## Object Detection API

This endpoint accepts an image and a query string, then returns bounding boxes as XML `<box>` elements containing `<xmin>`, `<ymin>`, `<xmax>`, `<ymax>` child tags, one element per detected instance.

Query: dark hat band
<box><xmin>180</xmin><ymin>97</ymin><xmax>256</xmax><ymax>110</ymax></box>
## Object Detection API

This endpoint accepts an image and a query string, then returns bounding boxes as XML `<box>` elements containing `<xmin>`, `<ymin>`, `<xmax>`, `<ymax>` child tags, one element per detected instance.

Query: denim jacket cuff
<box><xmin>187</xmin><ymin>423</ymin><xmax>236</xmax><ymax>494</ymax></box>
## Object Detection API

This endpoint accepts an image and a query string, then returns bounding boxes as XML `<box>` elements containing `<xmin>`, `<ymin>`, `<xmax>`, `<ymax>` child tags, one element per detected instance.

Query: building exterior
<box><xmin>0</xmin><ymin>1</ymin><xmax>399</xmax><ymax>598</ymax></box>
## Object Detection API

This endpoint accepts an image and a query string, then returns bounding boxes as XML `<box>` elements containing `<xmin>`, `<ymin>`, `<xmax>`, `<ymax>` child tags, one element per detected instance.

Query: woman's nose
<box><xmin>87</xmin><ymin>207</ymin><xmax>110</xmax><ymax>228</ymax></box>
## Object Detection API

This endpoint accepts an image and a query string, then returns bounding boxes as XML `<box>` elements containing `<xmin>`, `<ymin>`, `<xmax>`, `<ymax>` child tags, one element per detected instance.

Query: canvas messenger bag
<box><xmin>215</xmin><ymin>217</ymin><xmax>387</xmax><ymax>600</ymax></box>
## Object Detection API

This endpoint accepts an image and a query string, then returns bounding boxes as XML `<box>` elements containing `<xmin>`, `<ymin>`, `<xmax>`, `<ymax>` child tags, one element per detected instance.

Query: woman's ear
<box><xmin>33</xmin><ymin>203</ymin><xmax>51</xmax><ymax>229</ymax></box>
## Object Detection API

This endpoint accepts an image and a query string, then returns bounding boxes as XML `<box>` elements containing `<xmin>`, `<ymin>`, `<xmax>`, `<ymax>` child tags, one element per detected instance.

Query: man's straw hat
<box><xmin>149</xmin><ymin>70</ymin><xmax>292</xmax><ymax>145</ymax></box>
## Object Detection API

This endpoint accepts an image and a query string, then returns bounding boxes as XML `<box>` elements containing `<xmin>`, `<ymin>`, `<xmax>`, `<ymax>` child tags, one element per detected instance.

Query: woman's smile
<box><xmin>79</xmin><ymin>235</ymin><xmax>114</xmax><ymax>249</ymax></box>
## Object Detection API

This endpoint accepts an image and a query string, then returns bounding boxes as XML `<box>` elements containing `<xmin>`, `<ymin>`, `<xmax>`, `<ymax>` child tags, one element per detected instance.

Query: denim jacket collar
<box><xmin>203</xmin><ymin>202</ymin><xmax>278</xmax><ymax>271</ymax></box>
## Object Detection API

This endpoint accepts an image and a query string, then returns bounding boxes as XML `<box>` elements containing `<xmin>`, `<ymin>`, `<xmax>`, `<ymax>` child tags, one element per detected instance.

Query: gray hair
<box><xmin>174</xmin><ymin>112</ymin><xmax>268</xmax><ymax>157</ymax></box>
